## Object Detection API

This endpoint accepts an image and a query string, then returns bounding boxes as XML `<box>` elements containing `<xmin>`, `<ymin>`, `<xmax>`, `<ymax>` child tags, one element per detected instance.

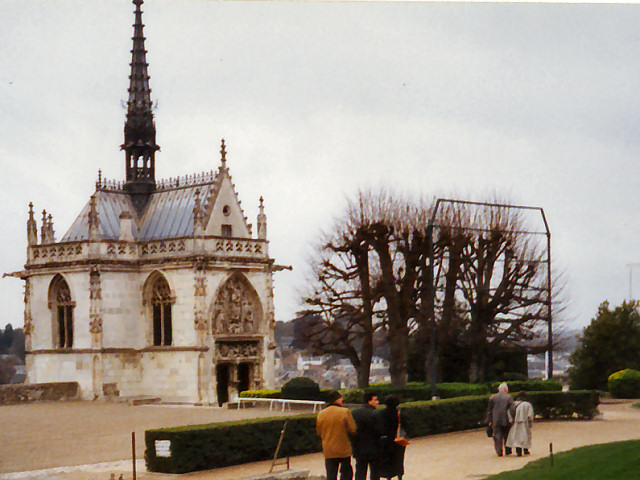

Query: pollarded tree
<box><xmin>299</xmin><ymin>198</ymin><xmax>383</xmax><ymax>387</ymax></box>
<box><xmin>301</xmin><ymin>189</ymin><xmax>423</xmax><ymax>387</ymax></box>
<box><xmin>569</xmin><ymin>301</ymin><xmax>640</xmax><ymax>390</ymax></box>
<box><xmin>419</xmin><ymin>199</ymin><xmax>558</xmax><ymax>383</ymax></box>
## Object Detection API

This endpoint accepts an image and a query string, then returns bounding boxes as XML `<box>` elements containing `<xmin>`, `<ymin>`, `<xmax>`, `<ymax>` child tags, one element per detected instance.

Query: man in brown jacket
<box><xmin>316</xmin><ymin>390</ymin><xmax>357</xmax><ymax>480</ymax></box>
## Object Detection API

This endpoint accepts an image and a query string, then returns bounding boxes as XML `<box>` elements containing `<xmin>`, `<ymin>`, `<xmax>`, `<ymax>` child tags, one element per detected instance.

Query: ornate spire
<box><xmin>122</xmin><ymin>0</ymin><xmax>159</xmax><ymax>214</ymax></box>
<box><xmin>88</xmin><ymin>194</ymin><xmax>100</xmax><ymax>240</ymax></box>
<box><xmin>27</xmin><ymin>202</ymin><xmax>38</xmax><ymax>246</ymax></box>
<box><xmin>220</xmin><ymin>139</ymin><xmax>227</xmax><ymax>169</ymax></box>
<box><xmin>40</xmin><ymin>210</ymin><xmax>47</xmax><ymax>244</ymax></box>
<box><xmin>193</xmin><ymin>188</ymin><xmax>205</xmax><ymax>235</ymax></box>
<box><xmin>257</xmin><ymin>196</ymin><xmax>267</xmax><ymax>240</ymax></box>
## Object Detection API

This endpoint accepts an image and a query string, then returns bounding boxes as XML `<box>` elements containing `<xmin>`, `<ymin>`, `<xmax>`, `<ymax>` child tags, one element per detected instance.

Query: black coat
<box><xmin>376</xmin><ymin>407</ymin><xmax>407</xmax><ymax>478</ymax></box>
<box><xmin>351</xmin><ymin>405</ymin><xmax>381</xmax><ymax>461</ymax></box>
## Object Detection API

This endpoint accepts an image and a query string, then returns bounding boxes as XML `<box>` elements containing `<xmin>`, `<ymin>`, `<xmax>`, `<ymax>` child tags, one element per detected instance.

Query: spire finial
<box><xmin>257</xmin><ymin>196</ymin><xmax>267</xmax><ymax>240</ymax></box>
<box><xmin>123</xmin><ymin>0</ymin><xmax>159</xmax><ymax>213</ymax></box>
<box><xmin>220</xmin><ymin>139</ymin><xmax>227</xmax><ymax>166</ymax></box>
<box><xmin>27</xmin><ymin>203</ymin><xmax>37</xmax><ymax>246</ymax></box>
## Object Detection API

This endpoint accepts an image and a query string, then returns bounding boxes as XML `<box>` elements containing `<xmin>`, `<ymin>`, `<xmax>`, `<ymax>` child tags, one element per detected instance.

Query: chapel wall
<box><xmin>29</xmin><ymin>274</ymin><xmax>54</xmax><ymax>350</ymax></box>
<box><xmin>102</xmin><ymin>351</ymin><xmax>200</xmax><ymax>402</ymax></box>
<box><xmin>29</xmin><ymin>353</ymin><xmax>94</xmax><ymax>399</ymax></box>
<box><xmin>64</xmin><ymin>271</ymin><xmax>91</xmax><ymax>349</ymax></box>
<box><xmin>101</xmin><ymin>271</ymin><xmax>144</xmax><ymax>348</ymax></box>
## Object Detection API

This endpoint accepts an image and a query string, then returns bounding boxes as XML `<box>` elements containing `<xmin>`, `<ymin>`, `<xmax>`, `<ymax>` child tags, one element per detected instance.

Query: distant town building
<box><xmin>6</xmin><ymin>0</ymin><xmax>278</xmax><ymax>404</ymax></box>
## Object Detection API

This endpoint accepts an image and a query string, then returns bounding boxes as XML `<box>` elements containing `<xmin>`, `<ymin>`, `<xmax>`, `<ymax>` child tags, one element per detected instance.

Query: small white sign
<box><xmin>155</xmin><ymin>440</ymin><xmax>171</xmax><ymax>458</ymax></box>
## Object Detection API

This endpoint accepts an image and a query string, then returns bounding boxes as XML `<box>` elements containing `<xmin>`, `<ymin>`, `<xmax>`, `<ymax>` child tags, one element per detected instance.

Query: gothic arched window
<box><xmin>49</xmin><ymin>275</ymin><xmax>74</xmax><ymax>349</ymax></box>
<box><xmin>149</xmin><ymin>274</ymin><xmax>172</xmax><ymax>346</ymax></box>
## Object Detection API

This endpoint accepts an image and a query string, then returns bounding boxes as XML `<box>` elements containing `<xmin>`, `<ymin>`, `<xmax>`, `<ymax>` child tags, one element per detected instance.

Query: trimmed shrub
<box><xmin>340</xmin><ymin>388</ymin><xmax>365</xmax><ymax>404</ymax></box>
<box><xmin>281</xmin><ymin>377</ymin><xmax>321</xmax><ymax>401</ymax></box>
<box><xmin>527</xmin><ymin>390</ymin><xmax>599</xmax><ymax>420</ymax></box>
<box><xmin>608</xmin><ymin>369</ymin><xmax>640</xmax><ymax>398</ymax></box>
<box><xmin>499</xmin><ymin>372</ymin><xmax>529</xmax><ymax>382</ymax></box>
<box><xmin>363</xmin><ymin>382</ymin><xmax>490</xmax><ymax>402</ymax></box>
<box><xmin>437</xmin><ymin>383</ymin><xmax>491</xmax><ymax>398</ymax></box>
<box><xmin>145</xmin><ymin>414</ymin><xmax>320</xmax><ymax>474</ymax></box>
<box><xmin>238</xmin><ymin>389</ymin><xmax>280</xmax><ymax>399</ymax></box>
<box><xmin>488</xmin><ymin>379</ymin><xmax>562</xmax><ymax>394</ymax></box>
<box><xmin>145</xmin><ymin>390</ymin><xmax>598</xmax><ymax>473</ymax></box>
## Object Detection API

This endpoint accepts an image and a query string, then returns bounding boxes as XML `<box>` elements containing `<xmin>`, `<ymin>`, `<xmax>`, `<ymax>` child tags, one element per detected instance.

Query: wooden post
<box><xmin>132</xmin><ymin>432</ymin><xmax>137</xmax><ymax>480</ymax></box>
<box><xmin>269</xmin><ymin>421</ymin><xmax>288</xmax><ymax>473</ymax></box>
<box><xmin>549</xmin><ymin>442</ymin><xmax>554</xmax><ymax>467</ymax></box>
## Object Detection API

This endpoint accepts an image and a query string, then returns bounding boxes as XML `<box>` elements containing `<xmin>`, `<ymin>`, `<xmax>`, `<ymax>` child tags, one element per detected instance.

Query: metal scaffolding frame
<box><xmin>426</xmin><ymin>198</ymin><xmax>552</xmax><ymax>393</ymax></box>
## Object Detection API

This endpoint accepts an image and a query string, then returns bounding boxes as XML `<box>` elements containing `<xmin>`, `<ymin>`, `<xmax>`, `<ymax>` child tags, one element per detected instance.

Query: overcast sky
<box><xmin>1</xmin><ymin>0</ymin><xmax>640</xmax><ymax>332</ymax></box>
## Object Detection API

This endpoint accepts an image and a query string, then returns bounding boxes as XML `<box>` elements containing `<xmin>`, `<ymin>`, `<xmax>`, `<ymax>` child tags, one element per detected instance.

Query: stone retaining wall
<box><xmin>0</xmin><ymin>382</ymin><xmax>79</xmax><ymax>405</ymax></box>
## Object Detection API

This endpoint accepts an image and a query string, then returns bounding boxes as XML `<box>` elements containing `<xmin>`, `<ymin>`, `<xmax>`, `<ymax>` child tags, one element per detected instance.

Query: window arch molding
<box><xmin>48</xmin><ymin>273</ymin><xmax>75</xmax><ymax>349</ymax></box>
<box><xmin>143</xmin><ymin>270</ymin><xmax>176</xmax><ymax>346</ymax></box>
<box><xmin>210</xmin><ymin>273</ymin><xmax>263</xmax><ymax>335</ymax></box>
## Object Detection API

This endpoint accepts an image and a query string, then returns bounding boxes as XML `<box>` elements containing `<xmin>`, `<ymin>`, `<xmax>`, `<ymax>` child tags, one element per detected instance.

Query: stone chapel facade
<box><xmin>9</xmin><ymin>0</ymin><xmax>278</xmax><ymax>404</ymax></box>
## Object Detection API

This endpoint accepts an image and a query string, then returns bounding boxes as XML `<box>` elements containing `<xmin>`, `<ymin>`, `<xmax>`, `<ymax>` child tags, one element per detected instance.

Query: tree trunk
<box><xmin>354</xmin><ymin>244</ymin><xmax>374</xmax><ymax>388</ymax></box>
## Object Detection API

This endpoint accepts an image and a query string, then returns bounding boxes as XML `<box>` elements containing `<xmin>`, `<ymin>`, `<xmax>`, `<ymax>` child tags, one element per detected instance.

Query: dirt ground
<box><xmin>2</xmin><ymin>400</ymin><xmax>640</xmax><ymax>480</ymax></box>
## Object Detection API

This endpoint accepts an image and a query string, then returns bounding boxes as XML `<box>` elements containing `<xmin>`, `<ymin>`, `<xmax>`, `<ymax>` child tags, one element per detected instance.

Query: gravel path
<box><xmin>2</xmin><ymin>400</ymin><xmax>639</xmax><ymax>480</ymax></box>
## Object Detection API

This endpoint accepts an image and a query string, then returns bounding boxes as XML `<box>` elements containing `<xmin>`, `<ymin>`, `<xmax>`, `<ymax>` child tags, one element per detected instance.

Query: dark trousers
<box><xmin>355</xmin><ymin>458</ymin><xmax>379</xmax><ymax>480</ymax></box>
<box><xmin>325</xmin><ymin>457</ymin><xmax>353</xmax><ymax>480</ymax></box>
<box><xmin>493</xmin><ymin>425</ymin><xmax>512</xmax><ymax>456</ymax></box>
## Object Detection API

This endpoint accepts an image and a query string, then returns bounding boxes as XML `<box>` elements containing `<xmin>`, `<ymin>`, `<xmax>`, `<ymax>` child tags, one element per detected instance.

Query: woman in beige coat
<box><xmin>506</xmin><ymin>391</ymin><xmax>534</xmax><ymax>456</ymax></box>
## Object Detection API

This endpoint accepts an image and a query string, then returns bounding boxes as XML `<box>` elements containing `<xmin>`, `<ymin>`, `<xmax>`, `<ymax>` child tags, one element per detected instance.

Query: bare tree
<box><xmin>302</xmin><ymin>191</ymin><xmax>560</xmax><ymax>386</ymax></box>
<box><xmin>440</xmin><ymin>201</ymin><xmax>552</xmax><ymax>382</ymax></box>
<box><xmin>300</xmin><ymin>199</ymin><xmax>382</xmax><ymax>387</ymax></box>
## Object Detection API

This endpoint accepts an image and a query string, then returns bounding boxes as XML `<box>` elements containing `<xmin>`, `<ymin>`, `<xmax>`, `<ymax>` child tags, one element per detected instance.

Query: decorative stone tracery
<box><xmin>23</xmin><ymin>279</ymin><xmax>33</xmax><ymax>348</ymax></box>
<box><xmin>89</xmin><ymin>267</ymin><xmax>103</xmax><ymax>335</ymax></box>
<box><xmin>215</xmin><ymin>340</ymin><xmax>260</xmax><ymax>359</ymax></box>
<box><xmin>212</xmin><ymin>275</ymin><xmax>261</xmax><ymax>335</ymax></box>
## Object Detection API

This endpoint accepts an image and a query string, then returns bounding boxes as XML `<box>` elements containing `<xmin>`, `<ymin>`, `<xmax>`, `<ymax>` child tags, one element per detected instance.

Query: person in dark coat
<box><xmin>485</xmin><ymin>382</ymin><xmax>515</xmax><ymax>457</ymax></box>
<box><xmin>376</xmin><ymin>394</ymin><xmax>407</xmax><ymax>480</ymax></box>
<box><xmin>351</xmin><ymin>392</ymin><xmax>381</xmax><ymax>480</ymax></box>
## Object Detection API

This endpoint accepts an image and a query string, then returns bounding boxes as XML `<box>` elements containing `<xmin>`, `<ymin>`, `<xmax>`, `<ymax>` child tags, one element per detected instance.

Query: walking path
<box><xmin>2</xmin><ymin>400</ymin><xmax>639</xmax><ymax>480</ymax></box>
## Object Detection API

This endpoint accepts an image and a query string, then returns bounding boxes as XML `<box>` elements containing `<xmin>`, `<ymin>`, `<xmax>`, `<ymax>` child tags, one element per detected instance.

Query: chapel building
<box><xmin>9</xmin><ymin>0</ymin><xmax>277</xmax><ymax>404</ymax></box>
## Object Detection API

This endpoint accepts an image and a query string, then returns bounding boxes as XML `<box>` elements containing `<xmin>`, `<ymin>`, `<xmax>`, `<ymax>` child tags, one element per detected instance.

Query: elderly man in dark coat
<box><xmin>351</xmin><ymin>392</ymin><xmax>381</xmax><ymax>480</ymax></box>
<box><xmin>485</xmin><ymin>382</ymin><xmax>515</xmax><ymax>457</ymax></box>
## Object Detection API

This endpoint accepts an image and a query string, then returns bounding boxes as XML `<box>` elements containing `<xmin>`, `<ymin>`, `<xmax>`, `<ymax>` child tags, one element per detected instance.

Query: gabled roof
<box><xmin>62</xmin><ymin>156</ymin><xmax>252</xmax><ymax>243</ymax></box>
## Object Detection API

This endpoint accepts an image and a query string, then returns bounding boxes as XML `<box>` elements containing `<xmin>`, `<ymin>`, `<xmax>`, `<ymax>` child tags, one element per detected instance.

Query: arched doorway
<box><xmin>211</xmin><ymin>273</ymin><xmax>264</xmax><ymax>403</ymax></box>
<box><xmin>216</xmin><ymin>364</ymin><xmax>230</xmax><ymax>407</ymax></box>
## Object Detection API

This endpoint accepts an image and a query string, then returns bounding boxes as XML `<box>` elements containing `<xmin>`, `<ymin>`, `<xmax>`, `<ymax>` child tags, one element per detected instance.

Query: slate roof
<box><xmin>62</xmin><ymin>182</ymin><xmax>216</xmax><ymax>242</ymax></box>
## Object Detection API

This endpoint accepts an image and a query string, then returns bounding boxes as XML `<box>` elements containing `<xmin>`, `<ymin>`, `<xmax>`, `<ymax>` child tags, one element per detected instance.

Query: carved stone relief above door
<box><xmin>212</xmin><ymin>274</ymin><xmax>262</xmax><ymax>335</ymax></box>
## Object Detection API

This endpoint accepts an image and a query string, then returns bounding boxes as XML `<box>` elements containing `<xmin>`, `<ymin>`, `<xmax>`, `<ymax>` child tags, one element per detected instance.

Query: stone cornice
<box><xmin>27</xmin><ymin>346</ymin><xmax>209</xmax><ymax>355</ymax></box>
<box><xmin>23</xmin><ymin>253</ymin><xmax>273</xmax><ymax>275</ymax></box>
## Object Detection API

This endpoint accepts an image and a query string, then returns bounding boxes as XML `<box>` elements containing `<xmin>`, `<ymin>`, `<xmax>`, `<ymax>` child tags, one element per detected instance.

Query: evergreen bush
<box><xmin>280</xmin><ymin>376</ymin><xmax>322</xmax><ymax>400</ymax></box>
<box><xmin>608</xmin><ymin>369</ymin><xmax>640</xmax><ymax>398</ymax></box>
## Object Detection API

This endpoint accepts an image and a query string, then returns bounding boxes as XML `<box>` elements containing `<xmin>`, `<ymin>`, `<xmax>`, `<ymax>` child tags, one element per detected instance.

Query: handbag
<box><xmin>486</xmin><ymin>425</ymin><xmax>493</xmax><ymax>438</ymax></box>
<box><xmin>394</xmin><ymin>409</ymin><xmax>410</xmax><ymax>447</ymax></box>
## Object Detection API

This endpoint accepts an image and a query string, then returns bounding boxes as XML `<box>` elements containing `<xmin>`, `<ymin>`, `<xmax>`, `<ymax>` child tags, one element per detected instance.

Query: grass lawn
<box><xmin>485</xmin><ymin>439</ymin><xmax>640</xmax><ymax>479</ymax></box>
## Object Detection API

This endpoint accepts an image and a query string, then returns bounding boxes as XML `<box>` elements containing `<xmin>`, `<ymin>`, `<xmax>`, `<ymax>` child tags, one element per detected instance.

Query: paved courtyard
<box><xmin>1</xmin><ymin>399</ymin><xmax>640</xmax><ymax>480</ymax></box>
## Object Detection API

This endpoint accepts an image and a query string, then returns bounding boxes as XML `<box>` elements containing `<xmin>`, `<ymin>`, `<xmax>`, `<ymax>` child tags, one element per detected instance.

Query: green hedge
<box><xmin>242</xmin><ymin>381</ymin><xmax>560</xmax><ymax>404</ymax></box>
<box><xmin>608</xmin><ymin>369</ymin><xmax>640</xmax><ymax>398</ymax></box>
<box><xmin>145</xmin><ymin>414</ymin><xmax>320</xmax><ymax>474</ymax></box>
<box><xmin>342</xmin><ymin>382</ymin><xmax>490</xmax><ymax>404</ymax></box>
<box><xmin>239</xmin><ymin>389</ymin><xmax>281</xmax><ymax>399</ymax></box>
<box><xmin>525</xmin><ymin>390</ymin><xmax>599</xmax><ymax>420</ymax></box>
<box><xmin>145</xmin><ymin>391</ymin><xmax>598</xmax><ymax>473</ymax></box>
<box><xmin>488</xmin><ymin>380</ymin><xmax>563</xmax><ymax>393</ymax></box>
